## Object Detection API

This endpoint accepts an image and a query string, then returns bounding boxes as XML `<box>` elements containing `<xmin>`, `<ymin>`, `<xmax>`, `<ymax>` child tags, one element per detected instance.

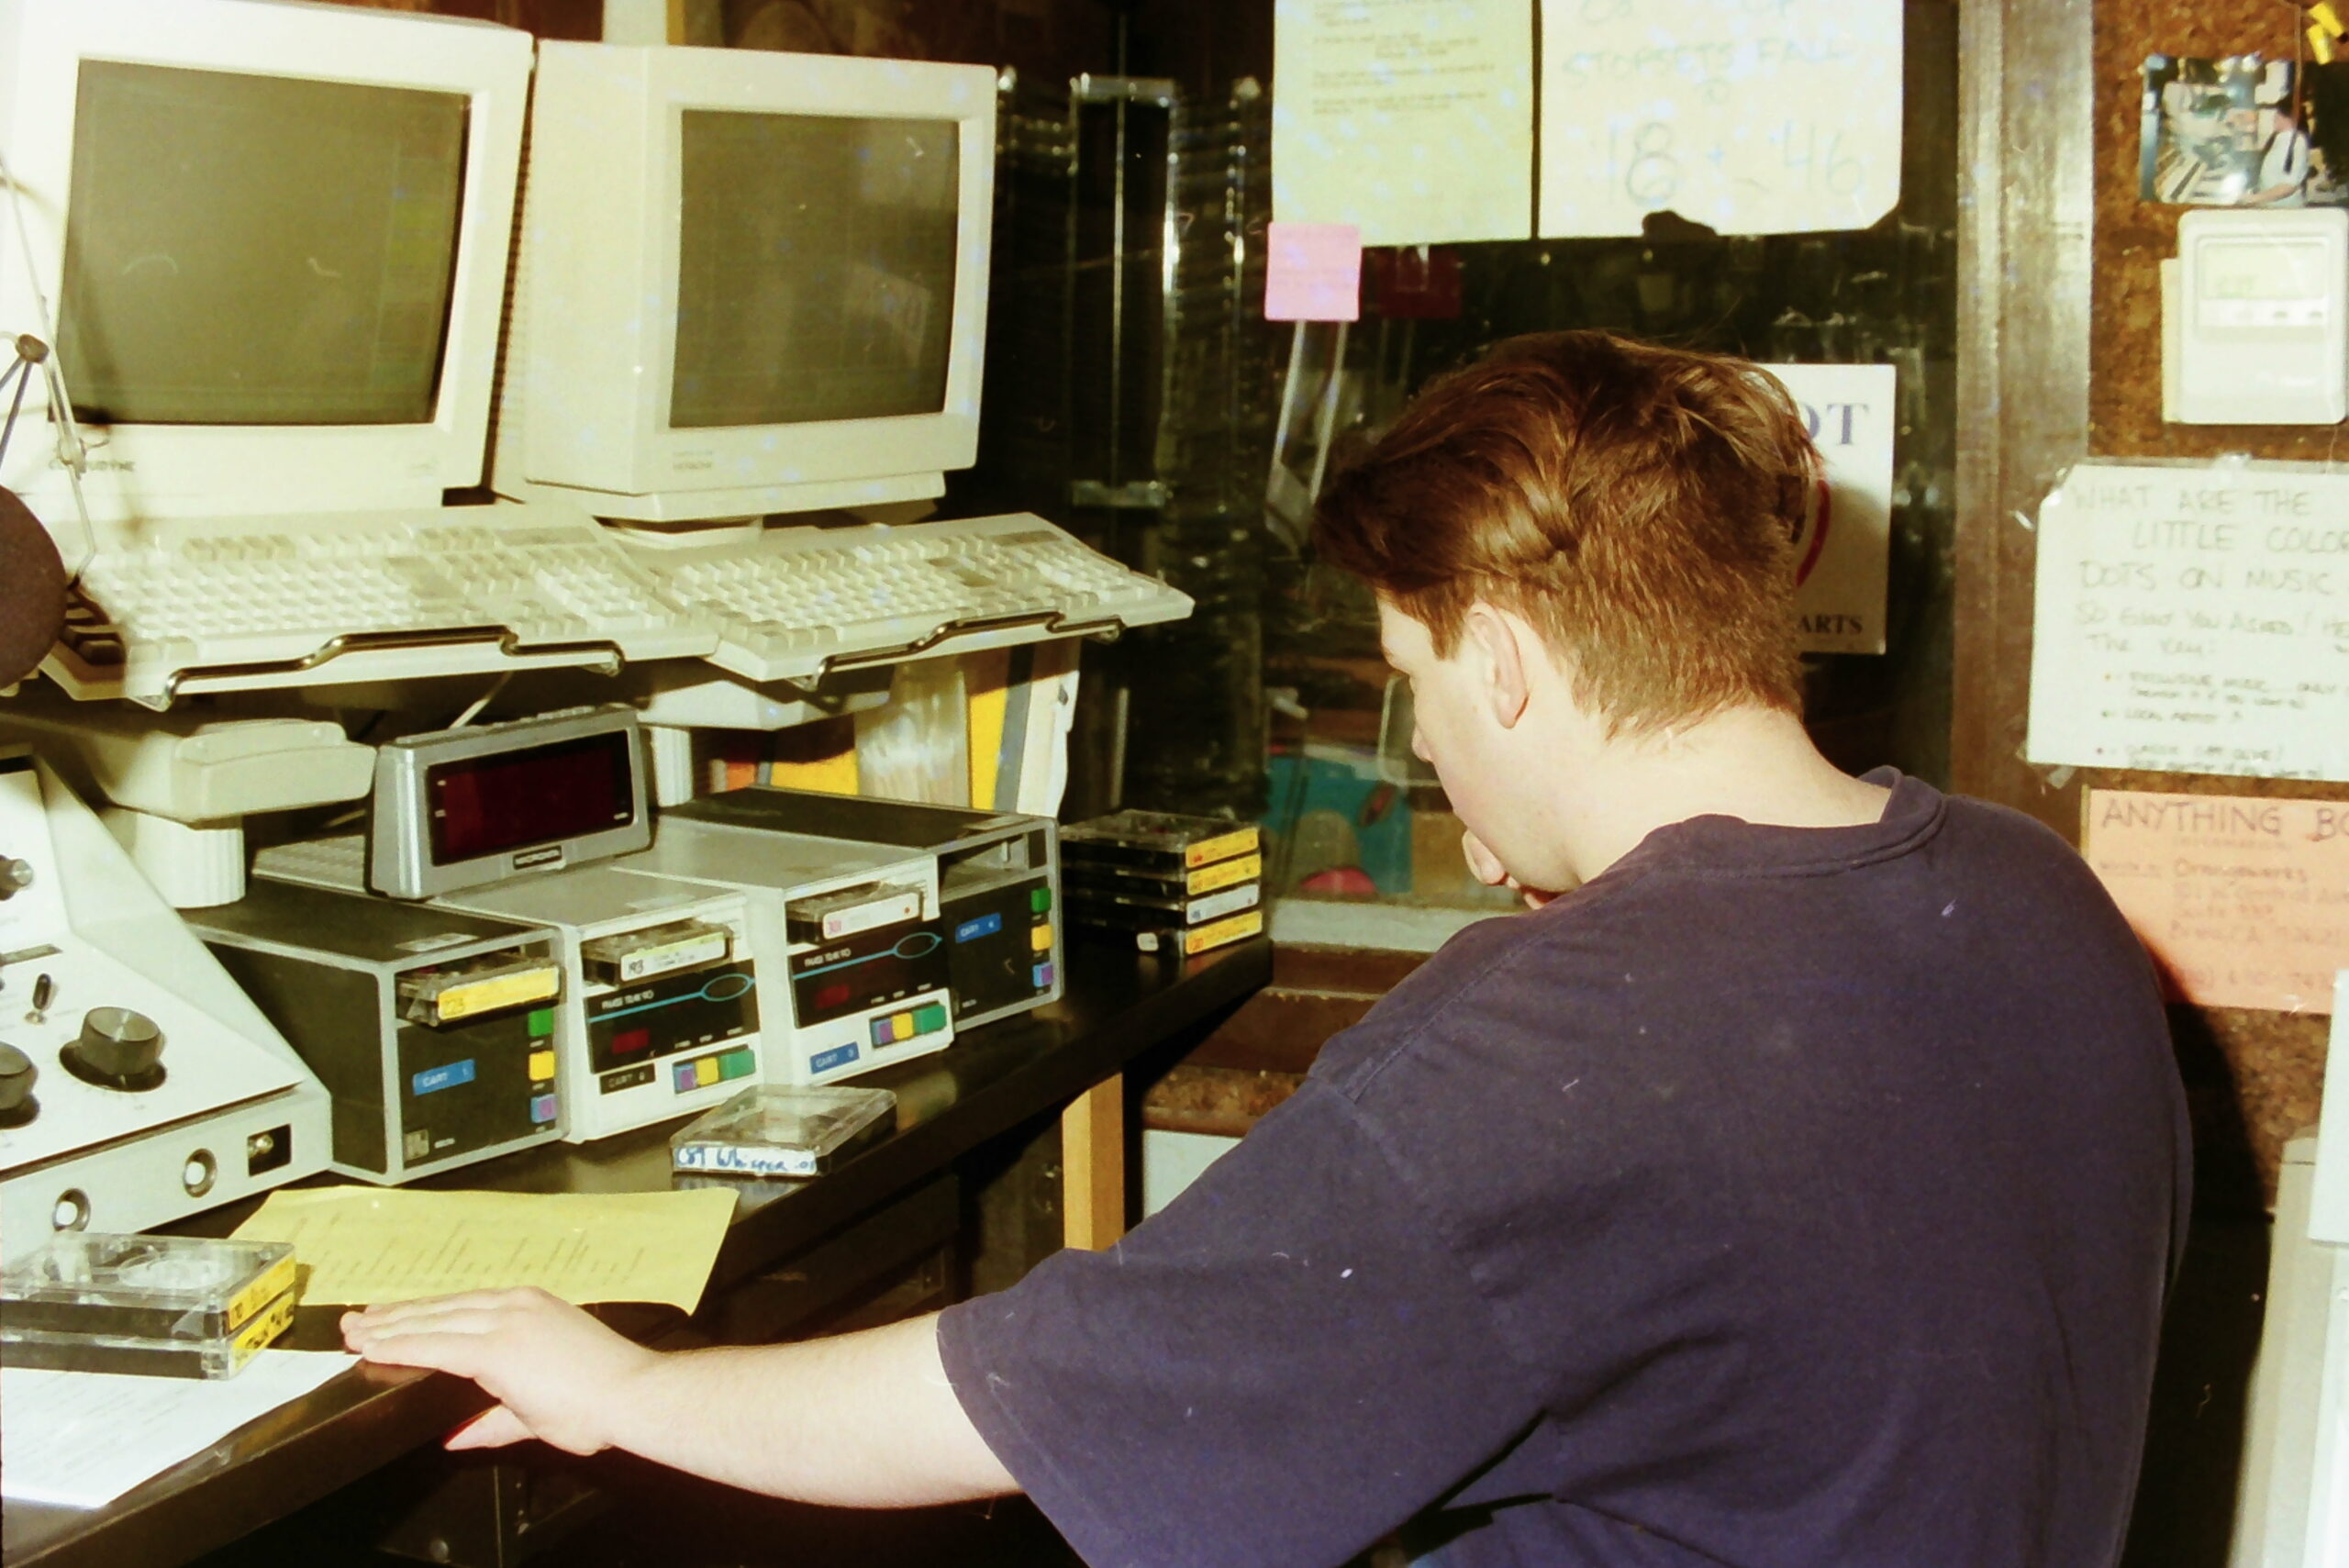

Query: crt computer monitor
<box><xmin>0</xmin><ymin>0</ymin><xmax>531</xmax><ymax>529</ymax></box>
<box><xmin>491</xmin><ymin>44</ymin><xmax>999</xmax><ymax>528</ymax></box>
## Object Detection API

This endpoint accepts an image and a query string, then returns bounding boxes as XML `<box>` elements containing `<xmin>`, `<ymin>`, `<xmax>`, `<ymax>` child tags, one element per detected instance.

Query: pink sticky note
<box><xmin>1264</xmin><ymin>222</ymin><xmax>1362</xmax><ymax>322</ymax></box>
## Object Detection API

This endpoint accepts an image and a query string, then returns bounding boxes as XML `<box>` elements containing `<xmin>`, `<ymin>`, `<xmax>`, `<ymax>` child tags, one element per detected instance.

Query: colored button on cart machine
<box><xmin>869</xmin><ymin>1002</ymin><xmax>949</xmax><ymax>1049</ymax></box>
<box><xmin>672</xmin><ymin>1045</ymin><xmax>757</xmax><ymax>1094</ymax></box>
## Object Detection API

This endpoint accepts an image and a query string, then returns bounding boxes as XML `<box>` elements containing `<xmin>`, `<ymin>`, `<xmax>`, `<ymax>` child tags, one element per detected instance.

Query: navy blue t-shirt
<box><xmin>939</xmin><ymin>776</ymin><xmax>2188</xmax><ymax>1568</ymax></box>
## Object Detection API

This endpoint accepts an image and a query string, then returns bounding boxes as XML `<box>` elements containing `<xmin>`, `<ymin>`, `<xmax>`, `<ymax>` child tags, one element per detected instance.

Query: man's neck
<box><xmin>1554</xmin><ymin>706</ymin><xmax>1892</xmax><ymax>884</ymax></box>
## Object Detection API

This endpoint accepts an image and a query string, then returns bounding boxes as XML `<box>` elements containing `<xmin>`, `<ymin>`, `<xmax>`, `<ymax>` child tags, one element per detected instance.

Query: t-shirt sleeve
<box><xmin>935</xmin><ymin>1081</ymin><xmax>1543</xmax><ymax>1568</ymax></box>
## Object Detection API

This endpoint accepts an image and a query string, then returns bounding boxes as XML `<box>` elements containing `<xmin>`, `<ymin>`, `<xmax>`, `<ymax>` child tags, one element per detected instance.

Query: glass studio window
<box><xmin>952</xmin><ymin>3</ymin><xmax>1959</xmax><ymax>929</ymax></box>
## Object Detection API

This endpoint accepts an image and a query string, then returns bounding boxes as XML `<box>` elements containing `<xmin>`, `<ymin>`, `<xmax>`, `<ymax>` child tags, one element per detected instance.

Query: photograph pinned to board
<box><xmin>2139</xmin><ymin>55</ymin><xmax>2349</xmax><ymax>207</ymax></box>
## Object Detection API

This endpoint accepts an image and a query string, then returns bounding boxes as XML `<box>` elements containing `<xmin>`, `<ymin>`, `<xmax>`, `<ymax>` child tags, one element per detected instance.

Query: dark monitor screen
<box><xmin>57</xmin><ymin>61</ymin><xmax>468</xmax><ymax>427</ymax></box>
<box><xmin>427</xmin><ymin>730</ymin><xmax>636</xmax><ymax>867</ymax></box>
<box><xmin>671</xmin><ymin>110</ymin><xmax>958</xmax><ymax>429</ymax></box>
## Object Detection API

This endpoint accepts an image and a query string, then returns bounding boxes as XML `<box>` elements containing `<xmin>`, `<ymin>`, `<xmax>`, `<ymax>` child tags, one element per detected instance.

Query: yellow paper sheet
<box><xmin>231</xmin><ymin>1186</ymin><xmax>739</xmax><ymax>1312</ymax></box>
<box><xmin>2083</xmin><ymin>788</ymin><xmax>2349</xmax><ymax>1015</ymax></box>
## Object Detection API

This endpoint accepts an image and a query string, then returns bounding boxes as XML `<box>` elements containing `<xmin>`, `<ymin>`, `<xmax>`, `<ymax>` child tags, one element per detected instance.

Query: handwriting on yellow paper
<box><xmin>232</xmin><ymin>1186</ymin><xmax>737</xmax><ymax>1312</ymax></box>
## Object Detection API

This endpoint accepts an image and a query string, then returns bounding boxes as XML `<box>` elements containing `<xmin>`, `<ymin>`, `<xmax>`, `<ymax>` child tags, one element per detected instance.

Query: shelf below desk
<box><xmin>2</xmin><ymin>931</ymin><xmax>1269</xmax><ymax>1568</ymax></box>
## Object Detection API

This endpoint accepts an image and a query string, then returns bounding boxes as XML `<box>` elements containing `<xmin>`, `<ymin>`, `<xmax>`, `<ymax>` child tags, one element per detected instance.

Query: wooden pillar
<box><xmin>1061</xmin><ymin>1073</ymin><xmax>1127</xmax><ymax>1251</ymax></box>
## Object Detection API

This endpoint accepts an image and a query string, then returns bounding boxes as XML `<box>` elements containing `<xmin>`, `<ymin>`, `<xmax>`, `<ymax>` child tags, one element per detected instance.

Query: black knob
<box><xmin>61</xmin><ymin>1007</ymin><xmax>165</xmax><ymax>1091</ymax></box>
<box><xmin>0</xmin><ymin>1041</ymin><xmax>37</xmax><ymax>1124</ymax></box>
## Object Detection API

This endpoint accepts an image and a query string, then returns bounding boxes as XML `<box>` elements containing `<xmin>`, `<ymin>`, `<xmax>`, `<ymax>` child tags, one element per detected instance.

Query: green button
<box><xmin>913</xmin><ymin>1003</ymin><xmax>949</xmax><ymax>1035</ymax></box>
<box><xmin>719</xmin><ymin>1047</ymin><xmax>757</xmax><ymax>1080</ymax></box>
<box><xmin>1030</xmin><ymin>885</ymin><xmax>1052</xmax><ymax>912</ymax></box>
<box><xmin>527</xmin><ymin>1006</ymin><xmax>555</xmax><ymax>1038</ymax></box>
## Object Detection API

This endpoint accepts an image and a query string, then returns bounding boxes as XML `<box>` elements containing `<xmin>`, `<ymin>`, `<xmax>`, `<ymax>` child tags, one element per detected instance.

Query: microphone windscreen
<box><xmin>0</xmin><ymin>487</ymin><xmax>66</xmax><ymax>687</ymax></box>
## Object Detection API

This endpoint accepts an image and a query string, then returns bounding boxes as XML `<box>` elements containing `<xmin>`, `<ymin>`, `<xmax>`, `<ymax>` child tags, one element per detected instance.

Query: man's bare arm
<box><xmin>342</xmin><ymin>1289</ymin><xmax>1018</xmax><ymax>1507</ymax></box>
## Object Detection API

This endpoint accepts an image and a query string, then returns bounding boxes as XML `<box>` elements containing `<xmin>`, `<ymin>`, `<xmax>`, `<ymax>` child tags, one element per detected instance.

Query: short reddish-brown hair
<box><xmin>1312</xmin><ymin>330</ymin><xmax>1813</xmax><ymax>734</ymax></box>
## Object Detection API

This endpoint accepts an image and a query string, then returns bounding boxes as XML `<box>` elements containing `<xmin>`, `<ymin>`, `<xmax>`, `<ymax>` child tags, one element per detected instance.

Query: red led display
<box><xmin>426</xmin><ymin>730</ymin><xmax>634</xmax><ymax>865</ymax></box>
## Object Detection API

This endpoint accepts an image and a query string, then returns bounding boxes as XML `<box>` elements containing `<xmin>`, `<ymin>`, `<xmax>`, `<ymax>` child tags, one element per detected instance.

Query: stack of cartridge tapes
<box><xmin>1061</xmin><ymin>811</ymin><xmax>1264</xmax><ymax>957</ymax></box>
<box><xmin>0</xmin><ymin>1234</ymin><xmax>300</xmax><ymax>1379</ymax></box>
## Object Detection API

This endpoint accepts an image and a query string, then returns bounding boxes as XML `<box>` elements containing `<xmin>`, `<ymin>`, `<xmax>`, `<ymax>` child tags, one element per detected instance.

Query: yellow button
<box><xmin>1030</xmin><ymin>922</ymin><xmax>1053</xmax><ymax>951</ymax></box>
<box><xmin>695</xmin><ymin>1057</ymin><xmax>719</xmax><ymax>1087</ymax></box>
<box><xmin>529</xmin><ymin>1050</ymin><xmax>556</xmax><ymax>1082</ymax></box>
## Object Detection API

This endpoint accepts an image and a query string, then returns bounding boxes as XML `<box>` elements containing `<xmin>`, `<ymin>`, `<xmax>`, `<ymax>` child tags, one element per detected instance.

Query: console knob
<box><xmin>0</xmin><ymin>1041</ymin><xmax>35</xmax><ymax>1119</ymax></box>
<box><xmin>0</xmin><ymin>858</ymin><xmax>31</xmax><ymax>899</ymax></box>
<box><xmin>63</xmin><ymin>1006</ymin><xmax>165</xmax><ymax>1090</ymax></box>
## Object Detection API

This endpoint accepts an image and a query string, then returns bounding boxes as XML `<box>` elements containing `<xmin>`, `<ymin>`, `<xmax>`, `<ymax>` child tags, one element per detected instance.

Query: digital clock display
<box><xmin>427</xmin><ymin>730</ymin><xmax>636</xmax><ymax>865</ymax></box>
<box><xmin>2204</xmin><ymin>239</ymin><xmax>2325</xmax><ymax>303</ymax></box>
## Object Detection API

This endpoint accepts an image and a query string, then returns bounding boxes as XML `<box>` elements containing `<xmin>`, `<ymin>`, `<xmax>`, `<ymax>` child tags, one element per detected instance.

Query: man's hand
<box><xmin>342</xmin><ymin>1289</ymin><xmax>656</xmax><ymax>1454</ymax></box>
<box><xmin>1461</xmin><ymin>828</ymin><xmax>1558</xmax><ymax>909</ymax></box>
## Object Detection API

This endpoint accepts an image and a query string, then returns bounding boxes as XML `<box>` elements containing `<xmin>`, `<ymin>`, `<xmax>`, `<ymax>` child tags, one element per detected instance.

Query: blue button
<box><xmin>1032</xmin><ymin>962</ymin><xmax>1055</xmax><ymax>991</ymax></box>
<box><xmin>673</xmin><ymin>1062</ymin><xmax>697</xmax><ymax>1093</ymax></box>
<box><xmin>530</xmin><ymin>1093</ymin><xmax>558</xmax><ymax>1124</ymax></box>
<box><xmin>412</xmin><ymin>1060</ymin><xmax>476</xmax><ymax>1097</ymax></box>
<box><xmin>955</xmin><ymin>912</ymin><xmax>1004</xmax><ymax>943</ymax></box>
<box><xmin>809</xmin><ymin>1043</ymin><xmax>860</xmax><ymax>1075</ymax></box>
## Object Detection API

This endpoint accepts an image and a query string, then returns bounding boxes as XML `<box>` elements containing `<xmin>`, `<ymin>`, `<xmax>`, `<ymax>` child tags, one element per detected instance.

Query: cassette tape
<box><xmin>1130</xmin><ymin>907</ymin><xmax>1265</xmax><ymax>958</ymax></box>
<box><xmin>1063</xmin><ymin>851</ymin><xmax>1262</xmax><ymax>903</ymax></box>
<box><xmin>1</xmin><ymin>1233</ymin><xmax>299</xmax><ymax>1378</ymax></box>
<box><xmin>1068</xmin><ymin>878</ymin><xmax>1261</xmax><ymax>932</ymax></box>
<box><xmin>1060</xmin><ymin>812</ymin><xmax>1260</xmax><ymax>877</ymax></box>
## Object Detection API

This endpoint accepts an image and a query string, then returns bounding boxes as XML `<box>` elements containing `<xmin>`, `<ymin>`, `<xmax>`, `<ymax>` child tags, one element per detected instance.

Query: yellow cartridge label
<box><xmin>1183</xmin><ymin>827</ymin><xmax>1262</xmax><ymax>869</ymax></box>
<box><xmin>1185</xmin><ymin>854</ymin><xmax>1262</xmax><ymax>895</ymax></box>
<box><xmin>1181</xmin><ymin>908</ymin><xmax>1264</xmax><ymax>955</ymax></box>
<box><xmin>223</xmin><ymin>1253</ymin><xmax>299</xmax><ymax>1333</ymax></box>
<box><xmin>227</xmin><ymin>1289</ymin><xmax>298</xmax><ymax>1369</ymax></box>
<box><xmin>437</xmin><ymin>966</ymin><xmax>562</xmax><ymax>1022</ymax></box>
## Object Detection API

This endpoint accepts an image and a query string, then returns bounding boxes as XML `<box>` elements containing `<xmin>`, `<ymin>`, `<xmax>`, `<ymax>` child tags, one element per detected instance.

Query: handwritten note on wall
<box><xmin>1273</xmin><ymin>0</ymin><xmax>1533</xmax><ymax>245</ymax></box>
<box><xmin>1536</xmin><ymin>0</ymin><xmax>1902</xmax><ymax>239</ymax></box>
<box><xmin>2028</xmin><ymin>463</ymin><xmax>2349</xmax><ymax>781</ymax></box>
<box><xmin>2082</xmin><ymin>789</ymin><xmax>2349</xmax><ymax>1014</ymax></box>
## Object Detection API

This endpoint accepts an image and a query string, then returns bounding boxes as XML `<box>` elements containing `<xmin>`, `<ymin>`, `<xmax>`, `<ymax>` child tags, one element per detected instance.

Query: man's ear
<box><xmin>1462</xmin><ymin>603</ymin><xmax>1531</xmax><ymax>729</ymax></box>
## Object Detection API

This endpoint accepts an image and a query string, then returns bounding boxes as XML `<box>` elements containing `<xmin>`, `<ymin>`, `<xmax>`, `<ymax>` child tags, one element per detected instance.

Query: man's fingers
<box><xmin>1460</xmin><ymin>829</ymin><xmax>1508</xmax><ymax>886</ymax></box>
<box><xmin>349</xmin><ymin>1288</ymin><xmax>547</xmax><ymax>1328</ymax></box>
<box><xmin>447</xmin><ymin>1405</ymin><xmax>535</xmax><ymax>1451</ymax></box>
<box><xmin>348</xmin><ymin>1317</ymin><xmax>522</xmax><ymax>1375</ymax></box>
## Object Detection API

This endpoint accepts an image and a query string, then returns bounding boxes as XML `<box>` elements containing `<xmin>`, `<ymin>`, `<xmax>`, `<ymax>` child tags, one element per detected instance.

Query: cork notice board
<box><xmin>2081</xmin><ymin>0</ymin><xmax>2349</xmax><ymax>1202</ymax></box>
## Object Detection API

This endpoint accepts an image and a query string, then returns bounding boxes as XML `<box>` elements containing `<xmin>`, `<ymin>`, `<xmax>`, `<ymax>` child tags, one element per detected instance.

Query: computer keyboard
<box><xmin>626</xmin><ymin>512</ymin><xmax>1195</xmax><ymax>684</ymax></box>
<box><xmin>250</xmin><ymin>833</ymin><xmax>369</xmax><ymax>894</ymax></box>
<box><xmin>46</xmin><ymin>506</ymin><xmax>1189</xmax><ymax>701</ymax></box>
<box><xmin>49</xmin><ymin>503</ymin><xmax>719</xmax><ymax>701</ymax></box>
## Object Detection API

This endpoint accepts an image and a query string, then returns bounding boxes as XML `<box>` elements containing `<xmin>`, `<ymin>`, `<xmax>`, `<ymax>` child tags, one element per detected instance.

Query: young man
<box><xmin>347</xmin><ymin>331</ymin><xmax>2187</xmax><ymax>1568</ymax></box>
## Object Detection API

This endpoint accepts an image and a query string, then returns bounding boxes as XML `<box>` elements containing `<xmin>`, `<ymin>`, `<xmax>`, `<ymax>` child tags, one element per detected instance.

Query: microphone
<box><xmin>0</xmin><ymin>486</ymin><xmax>66</xmax><ymax>687</ymax></box>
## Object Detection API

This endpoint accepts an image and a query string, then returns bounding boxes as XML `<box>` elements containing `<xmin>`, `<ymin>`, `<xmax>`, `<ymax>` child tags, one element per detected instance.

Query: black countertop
<box><xmin>1</xmin><ymin>932</ymin><xmax>1270</xmax><ymax>1568</ymax></box>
